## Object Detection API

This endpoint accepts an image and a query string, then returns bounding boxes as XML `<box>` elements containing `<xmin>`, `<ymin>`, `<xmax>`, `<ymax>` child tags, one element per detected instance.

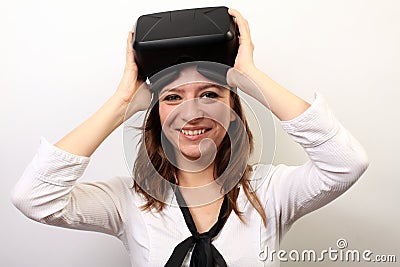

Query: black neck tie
<box><xmin>165</xmin><ymin>187</ymin><xmax>229</xmax><ymax>267</ymax></box>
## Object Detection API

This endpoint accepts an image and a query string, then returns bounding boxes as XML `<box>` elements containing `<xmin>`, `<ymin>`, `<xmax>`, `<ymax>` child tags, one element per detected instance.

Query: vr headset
<box><xmin>133</xmin><ymin>6</ymin><xmax>238</xmax><ymax>79</ymax></box>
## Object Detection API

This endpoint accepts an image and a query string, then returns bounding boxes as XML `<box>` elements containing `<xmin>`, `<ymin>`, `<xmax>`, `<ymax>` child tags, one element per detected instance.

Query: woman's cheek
<box><xmin>159</xmin><ymin>104</ymin><xmax>174</xmax><ymax>127</ymax></box>
<box><xmin>203</xmin><ymin>101</ymin><xmax>233</xmax><ymax>128</ymax></box>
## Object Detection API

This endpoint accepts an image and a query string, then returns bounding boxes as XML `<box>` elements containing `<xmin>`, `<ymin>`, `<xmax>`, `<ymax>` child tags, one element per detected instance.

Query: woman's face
<box><xmin>158</xmin><ymin>68</ymin><xmax>235</xmax><ymax>161</ymax></box>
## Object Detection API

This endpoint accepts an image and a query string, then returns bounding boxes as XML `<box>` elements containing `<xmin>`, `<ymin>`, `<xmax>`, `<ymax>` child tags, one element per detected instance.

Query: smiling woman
<box><xmin>132</xmin><ymin>61</ymin><xmax>259</xmax><ymax>210</ymax></box>
<box><xmin>10</xmin><ymin>7</ymin><xmax>369</xmax><ymax>267</ymax></box>
<box><xmin>159</xmin><ymin>68</ymin><xmax>234</xmax><ymax>159</ymax></box>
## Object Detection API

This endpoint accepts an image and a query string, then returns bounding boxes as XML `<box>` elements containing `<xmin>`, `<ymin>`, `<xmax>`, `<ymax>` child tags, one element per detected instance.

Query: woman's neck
<box><xmin>177</xmin><ymin>161</ymin><xmax>215</xmax><ymax>188</ymax></box>
<box><xmin>176</xmin><ymin>162</ymin><xmax>225</xmax><ymax>207</ymax></box>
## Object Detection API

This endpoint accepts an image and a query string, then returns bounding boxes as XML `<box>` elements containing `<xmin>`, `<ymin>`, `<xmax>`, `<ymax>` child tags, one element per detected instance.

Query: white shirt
<box><xmin>11</xmin><ymin>92</ymin><xmax>369</xmax><ymax>267</ymax></box>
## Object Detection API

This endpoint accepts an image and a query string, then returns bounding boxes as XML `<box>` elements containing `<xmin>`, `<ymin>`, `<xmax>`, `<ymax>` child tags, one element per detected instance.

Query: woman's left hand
<box><xmin>227</xmin><ymin>8</ymin><xmax>267</xmax><ymax>105</ymax></box>
<box><xmin>228</xmin><ymin>8</ymin><xmax>257</xmax><ymax>75</ymax></box>
<box><xmin>228</xmin><ymin>8</ymin><xmax>311</xmax><ymax>120</ymax></box>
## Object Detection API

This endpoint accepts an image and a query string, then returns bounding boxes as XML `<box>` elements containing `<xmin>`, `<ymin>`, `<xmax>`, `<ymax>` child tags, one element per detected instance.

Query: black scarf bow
<box><xmin>165</xmin><ymin>188</ymin><xmax>229</xmax><ymax>267</ymax></box>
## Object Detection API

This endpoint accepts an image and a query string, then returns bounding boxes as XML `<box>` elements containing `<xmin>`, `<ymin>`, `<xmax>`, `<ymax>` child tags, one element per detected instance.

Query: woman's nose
<box><xmin>179</xmin><ymin>98</ymin><xmax>205</xmax><ymax>122</ymax></box>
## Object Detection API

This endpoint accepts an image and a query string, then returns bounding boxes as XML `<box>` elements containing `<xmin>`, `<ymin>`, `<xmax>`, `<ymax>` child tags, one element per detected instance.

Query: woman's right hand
<box><xmin>54</xmin><ymin>31</ymin><xmax>151</xmax><ymax>157</ymax></box>
<box><xmin>114</xmin><ymin>31</ymin><xmax>152</xmax><ymax>119</ymax></box>
<box><xmin>114</xmin><ymin>31</ymin><xmax>142</xmax><ymax>103</ymax></box>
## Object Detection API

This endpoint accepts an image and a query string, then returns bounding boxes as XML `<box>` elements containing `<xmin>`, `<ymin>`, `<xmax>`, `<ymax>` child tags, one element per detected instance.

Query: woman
<box><xmin>11</xmin><ymin>8</ymin><xmax>369</xmax><ymax>267</ymax></box>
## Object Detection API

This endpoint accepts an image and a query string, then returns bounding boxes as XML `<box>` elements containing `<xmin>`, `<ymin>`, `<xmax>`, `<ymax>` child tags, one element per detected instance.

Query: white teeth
<box><xmin>181</xmin><ymin>129</ymin><xmax>206</xmax><ymax>136</ymax></box>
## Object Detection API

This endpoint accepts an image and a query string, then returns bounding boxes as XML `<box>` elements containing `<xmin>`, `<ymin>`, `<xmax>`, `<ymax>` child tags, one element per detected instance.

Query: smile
<box><xmin>180</xmin><ymin>129</ymin><xmax>207</xmax><ymax>136</ymax></box>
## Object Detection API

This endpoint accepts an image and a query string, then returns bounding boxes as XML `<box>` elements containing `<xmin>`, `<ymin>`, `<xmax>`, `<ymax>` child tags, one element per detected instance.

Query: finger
<box><xmin>126</xmin><ymin>31</ymin><xmax>135</xmax><ymax>68</ymax></box>
<box><xmin>228</xmin><ymin>8</ymin><xmax>251</xmax><ymax>41</ymax></box>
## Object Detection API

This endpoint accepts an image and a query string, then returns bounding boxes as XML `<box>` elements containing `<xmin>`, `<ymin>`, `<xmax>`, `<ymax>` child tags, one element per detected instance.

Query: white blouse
<box><xmin>11</xmin><ymin>92</ymin><xmax>369</xmax><ymax>267</ymax></box>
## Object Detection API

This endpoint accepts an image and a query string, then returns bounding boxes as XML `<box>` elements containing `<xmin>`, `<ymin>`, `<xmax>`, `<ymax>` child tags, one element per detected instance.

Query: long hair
<box><xmin>132</xmin><ymin>83</ymin><xmax>267</xmax><ymax>226</ymax></box>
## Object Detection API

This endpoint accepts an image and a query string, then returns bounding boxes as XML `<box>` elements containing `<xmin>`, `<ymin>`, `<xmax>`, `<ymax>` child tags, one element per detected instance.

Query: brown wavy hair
<box><xmin>132</xmin><ymin>81</ymin><xmax>267</xmax><ymax>226</ymax></box>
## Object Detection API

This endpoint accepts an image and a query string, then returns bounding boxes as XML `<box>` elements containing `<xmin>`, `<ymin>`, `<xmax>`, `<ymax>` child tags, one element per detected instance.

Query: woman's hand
<box><xmin>227</xmin><ymin>9</ymin><xmax>267</xmax><ymax>105</ymax></box>
<box><xmin>228</xmin><ymin>8</ymin><xmax>257</xmax><ymax>75</ymax></box>
<box><xmin>114</xmin><ymin>31</ymin><xmax>145</xmax><ymax>104</ymax></box>
<box><xmin>114</xmin><ymin>31</ymin><xmax>151</xmax><ymax>118</ymax></box>
<box><xmin>227</xmin><ymin>9</ymin><xmax>311</xmax><ymax>121</ymax></box>
<box><xmin>54</xmin><ymin>30</ymin><xmax>151</xmax><ymax>157</ymax></box>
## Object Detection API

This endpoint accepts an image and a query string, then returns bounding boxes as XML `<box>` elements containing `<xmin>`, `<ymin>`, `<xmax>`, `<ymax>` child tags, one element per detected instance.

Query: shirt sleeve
<box><xmin>267</xmin><ymin>92</ymin><xmax>369</xmax><ymax>234</ymax></box>
<box><xmin>11</xmin><ymin>137</ymin><xmax>129</xmax><ymax>238</ymax></box>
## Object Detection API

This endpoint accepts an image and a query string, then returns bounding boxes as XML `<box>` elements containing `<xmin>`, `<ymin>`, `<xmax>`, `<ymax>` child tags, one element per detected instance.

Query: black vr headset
<box><xmin>133</xmin><ymin>6</ymin><xmax>239</xmax><ymax>79</ymax></box>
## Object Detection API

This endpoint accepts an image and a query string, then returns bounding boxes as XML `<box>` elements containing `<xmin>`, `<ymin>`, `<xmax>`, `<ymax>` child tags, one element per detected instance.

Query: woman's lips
<box><xmin>181</xmin><ymin>129</ymin><xmax>206</xmax><ymax>136</ymax></box>
<box><xmin>179</xmin><ymin>128</ymin><xmax>211</xmax><ymax>141</ymax></box>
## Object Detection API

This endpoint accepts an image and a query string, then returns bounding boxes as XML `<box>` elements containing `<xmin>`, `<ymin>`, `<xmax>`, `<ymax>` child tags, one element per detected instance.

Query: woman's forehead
<box><xmin>159</xmin><ymin>65</ymin><xmax>226</xmax><ymax>93</ymax></box>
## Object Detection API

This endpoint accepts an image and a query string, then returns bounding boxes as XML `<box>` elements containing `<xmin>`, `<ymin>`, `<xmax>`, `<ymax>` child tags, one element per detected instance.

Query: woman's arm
<box><xmin>228</xmin><ymin>9</ymin><xmax>369</xmax><ymax>232</ymax></box>
<box><xmin>273</xmin><ymin>93</ymin><xmax>369</xmax><ymax>231</ymax></box>
<box><xmin>55</xmin><ymin>31</ymin><xmax>150</xmax><ymax>157</ymax></box>
<box><xmin>11</xmin><ymin>31</ymin><xmax>148</xmax><ymax>236</ymax></box>
<box><xmin>11</xmin><ymin>137</ymin><xmax>131</xmax><ymax>237</ymax></box>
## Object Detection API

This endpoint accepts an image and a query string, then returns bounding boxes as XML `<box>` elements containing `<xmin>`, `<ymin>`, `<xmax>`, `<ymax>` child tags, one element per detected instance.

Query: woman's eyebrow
<box><xmin>197</xmin><ymin>84</ymin><xmax>226</xmax><ymax>92</ymax></box>
<box><xmin>159</xmin><ymin>83</ymin><xmax>226</xmax><ymax>96</ymax></box>
<box><xmin>160</xmin><ymin>87</ymin><xmax>184</xmax><ymax>95</ymax></box>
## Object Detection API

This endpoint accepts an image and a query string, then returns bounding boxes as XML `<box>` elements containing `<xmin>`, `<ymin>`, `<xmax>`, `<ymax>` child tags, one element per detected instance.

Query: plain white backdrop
<box><xmin>2</xmin><ymin>0</ymin><xmax>399</xmax><ymax>266</ymax></box>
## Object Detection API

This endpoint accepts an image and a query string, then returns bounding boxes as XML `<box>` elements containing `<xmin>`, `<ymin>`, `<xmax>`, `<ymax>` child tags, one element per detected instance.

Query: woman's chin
<box><xmin>180</xmin><ymin>150</ymin><xmax>201</xmax><ymax>161</ymax></box>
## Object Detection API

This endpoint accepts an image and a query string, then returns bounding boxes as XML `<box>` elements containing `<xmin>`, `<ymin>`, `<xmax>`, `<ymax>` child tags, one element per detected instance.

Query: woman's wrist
<box><xmin>54</xmin><ymin>95</ymin><xmax>129</xmax><ymax>157</ymax></box>
<box><xmin>238</xmin><ymin>64</ymin><xmax>259</xmax><ymax>78</ymax></box>
<box><xmin>105</xmin><ymin>94</ymin><xmax>132</xmax><ymax>130</ymax></box>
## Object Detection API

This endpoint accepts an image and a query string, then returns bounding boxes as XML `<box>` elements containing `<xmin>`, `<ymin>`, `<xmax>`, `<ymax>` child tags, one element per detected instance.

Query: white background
<box><xmin>1</xmin><ymin>0</ymin><xmax>399</xmax><ymax>266</ymax></box>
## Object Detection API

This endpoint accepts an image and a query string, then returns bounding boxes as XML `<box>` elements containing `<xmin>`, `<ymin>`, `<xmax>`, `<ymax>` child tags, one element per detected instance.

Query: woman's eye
<box><xmin>200</xmin><ymin>92</ymin><xmax>219</xmax><ymax>99</ymax></box>
<box><xmin>164</xmin><ymin>94</ymin><xmax>181</xmax><ymax>101</ymax></box>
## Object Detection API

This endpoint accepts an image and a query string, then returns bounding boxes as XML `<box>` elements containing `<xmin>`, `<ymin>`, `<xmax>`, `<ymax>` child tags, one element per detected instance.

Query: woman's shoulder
<box><xmin>249</xmin><ymin>162</ymin><xmax>284</xmax><ymax>182</ymax></box>
<box><xmin>250</xmin><ymin>163</ymin><xmax>274</xmax><ymax>176</ymax></box>
<box><xmin>82</xmin><ymin>175</ymin><xmax>146</xmax><ymax>205</ymax></box>
<box><xmin>247</xmin><ymin>163</ymin><xmax>275</xmax><ymax>192</ymax></box>
<box><xmin>247</xmin><ymin>163</ymin><xmax>298</xmax><ymax>194</ymax></box>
